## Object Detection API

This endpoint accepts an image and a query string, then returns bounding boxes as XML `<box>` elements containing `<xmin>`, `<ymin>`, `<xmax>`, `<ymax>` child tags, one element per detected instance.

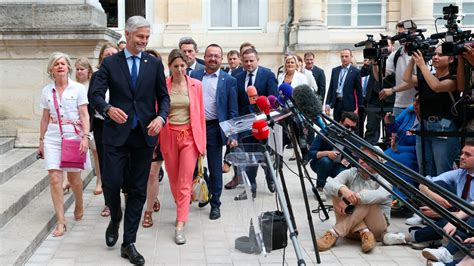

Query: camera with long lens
<box><xmin>429</xmin><ymin>4</ymin><xmax>474</xmax><ymax>56</ymax></box>
<box><xmin>354</xmin><ymin>34</ymin><xmax>391</xmax><ymax>60</ymax></box>
<box><xmin>391</xmin><ymin>21</ymin><xmax>438</xmax><ymax>59</ymax></box>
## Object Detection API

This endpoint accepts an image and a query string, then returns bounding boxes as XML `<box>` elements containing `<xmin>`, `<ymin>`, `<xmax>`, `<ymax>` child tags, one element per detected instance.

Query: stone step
<box><xmin>0</xmin><ymin>160</ymin><xmax>48</xmax><ymax>228</ymax></box>
<box><xmin>0</xmin><ymin>148</ymin><xmax>37</xmax><ymax>184</ymax></box>
<box><xmin>0</xmin><ymin>138</ymin><xmax>15</xmax><ymax>154</ymax></box>
<box><xmin>0</xmin><ymin>169</ymin><xmax>94</xmax><ymax>266</ymax></box>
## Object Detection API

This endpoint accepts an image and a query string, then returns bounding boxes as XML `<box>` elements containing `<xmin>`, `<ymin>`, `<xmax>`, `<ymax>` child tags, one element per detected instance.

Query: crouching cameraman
<box><xmin>316</xmin><ymin>146</ymin><xmax>392</xmax><ymax>253</ymax></box>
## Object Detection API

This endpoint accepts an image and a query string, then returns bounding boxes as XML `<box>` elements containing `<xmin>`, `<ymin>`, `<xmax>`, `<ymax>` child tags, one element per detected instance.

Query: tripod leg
<box><xmin>288</xmin><ymin>124</ymin><xmax>321</xmax><ymax>264</ymax></box>
<box><xmin>277</xmin><ymin>156</ymin><xmax>298</xmax><ymax>235</ymax></box>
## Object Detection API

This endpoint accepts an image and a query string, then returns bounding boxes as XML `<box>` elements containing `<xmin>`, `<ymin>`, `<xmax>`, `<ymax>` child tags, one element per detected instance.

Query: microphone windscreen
<box><xmin>252</xmin><ymin>120</ymin><xmax>270</xmax><ymax>140</ymax></box>
<box><xmin>255</xmin><ymin>96</ymin><xmax>271</xmax><ymax>115</ymax></box>
<box><xmin>267</xmin><ymin>95</ymin><xmax>279</xmax><ymax>110</ymax></box>
<box><xmin>278</xmin><ymin>83</ymin><xmax>293</xmax><ymax>99</ymax></box>
<box><xmin>246</xmin><ymin>86</ymin><xmax>258</xmax><ymax>105</ymax></box>
<box><xmin>292</xmin><ymin>84</ymin><xmax>323</xmax><ymax>119</ymax></box>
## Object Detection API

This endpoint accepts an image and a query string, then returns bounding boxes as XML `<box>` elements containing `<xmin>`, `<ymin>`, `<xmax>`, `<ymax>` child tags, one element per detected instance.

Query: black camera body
<box><xmin>392</xmin><ymin>29</ymin><xmax>438</xmax><ymax>59</ymax></box>
<box><xmin>355</xmin><ymin>34</ymin><xmax>391</xmax><ymax>60</ymax></box>
<box><xmin>431</xmin><ymin>4</ymin><xmax>474</xmax><ymax>56</ymax></box>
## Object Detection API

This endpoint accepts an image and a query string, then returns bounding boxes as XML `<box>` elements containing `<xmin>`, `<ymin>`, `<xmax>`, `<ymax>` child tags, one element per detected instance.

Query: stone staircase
<box><xmin>0</xmin><ymin>137</ymin><xmax>94</xmax><ymax>265</ymax></box>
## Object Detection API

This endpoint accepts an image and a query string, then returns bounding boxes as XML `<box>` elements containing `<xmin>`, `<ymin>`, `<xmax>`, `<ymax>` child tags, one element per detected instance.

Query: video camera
<box><xmin>430</xmin><ymin>4</ymin><xmax>474</xmax><ymax>56</ymax></box>
<box><xmin>354</xmin><ymin>34</ymin><xmax>391</xmax><ymax>60</ymax></box>
<box><xmin>391</xmin><ymin>20</ymin><xmax>438</xmax><ymax>59</ymax></box>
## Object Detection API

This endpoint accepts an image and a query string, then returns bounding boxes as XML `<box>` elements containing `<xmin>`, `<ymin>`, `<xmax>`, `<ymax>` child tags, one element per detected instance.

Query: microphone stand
<box><xmin>258</xmin><ymin>137</ymin><xmax>307</xmax><ymax>265</ymax></box>
<box><xmin>283</xmin><ymin>117</ymin><xmax>325</xmax><ymax>264</ymax></box>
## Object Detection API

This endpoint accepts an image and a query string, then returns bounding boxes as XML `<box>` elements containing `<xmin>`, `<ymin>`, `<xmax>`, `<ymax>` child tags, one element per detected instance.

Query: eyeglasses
<box><xmin>343</xmin><ymin>124</ymin><xmax>357</xmax><ymax>131</ymax></box>
<box><xmin>205</xmin><ymin>54</ymin><xmax>221</xmax><ymax>59</ymax></box>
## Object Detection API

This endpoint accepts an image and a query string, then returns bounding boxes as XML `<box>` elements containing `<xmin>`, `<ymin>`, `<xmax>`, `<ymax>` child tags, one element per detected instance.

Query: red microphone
<box><xmin>247</xmin><ymin>86</ymin><xmax>258</xmax><ymax>105</ymax></box>
<box><xmin>252</xmin><ymin>120</ymin><xmax>270</xmax><ymax>140</ymax></box>
<box><xmin>255</xmin><ymin>95</ymin><xmax>271</xmax><ymax>115</ymax></box>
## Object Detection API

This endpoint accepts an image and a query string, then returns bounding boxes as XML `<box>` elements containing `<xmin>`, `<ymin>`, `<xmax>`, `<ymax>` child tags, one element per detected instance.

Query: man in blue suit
<box><xmin>90</xmin><ymin>16</ymin><xmax>170</xmax><ymax>264</ymax></box>
<box><xmin>325</xmin><ymin>48</ymin><xmax>363</xmax><ymax>122</ymax></box>
<box><xmin>191</xmin><ymin>44</ymin><xmax>238</xmax><ymax>220</ymax></box>
<box><xmin>233</xmin><ymin>48</ymin><xmax>278</xmax><ymax>200</ymax></box>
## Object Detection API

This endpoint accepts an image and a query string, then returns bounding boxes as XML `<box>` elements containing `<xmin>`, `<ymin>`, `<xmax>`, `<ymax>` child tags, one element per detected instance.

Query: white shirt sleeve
<box><xmin>76</xmin><ymin>84</ymin><xmax>89</xmax><ymax>106</ymax></box>
<box><xmin>39</xmin><ymin>85</ymin><xmax>50</xmax><ymax>109</ymax></box>
<box><xmin>385</xmin><ymin>51</ymin><xmax>395</xmax><ymax>75</ymax></box>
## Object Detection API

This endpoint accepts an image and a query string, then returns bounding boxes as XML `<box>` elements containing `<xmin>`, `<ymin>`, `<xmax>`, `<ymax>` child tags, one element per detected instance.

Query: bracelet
<box><xmin>391</xmin><ymin>87</ymin><xmax>396</xmax><ymax>93</ymax></box>
<box><xmin>39</xmin><ymin>137</ymin><xmax>44</xmax><ymax>141</ymax></box>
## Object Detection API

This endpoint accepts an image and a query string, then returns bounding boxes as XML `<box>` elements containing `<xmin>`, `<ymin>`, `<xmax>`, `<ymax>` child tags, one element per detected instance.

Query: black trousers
<box><xmin>102</xmin><ymin>126</ymin><xmax>153</xmax><ymax>245</ymax></box>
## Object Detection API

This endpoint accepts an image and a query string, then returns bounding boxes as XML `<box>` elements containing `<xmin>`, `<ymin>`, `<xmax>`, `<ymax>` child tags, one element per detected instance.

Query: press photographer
<box><xmin>375</xmin><ymin>20</ymin><xmax>419</xmax><ymax>117</ymax></box>
<box><xmin>402</xmin><ymin>45</ymin><xmax>460</xmax><ymax>177</ymax></box>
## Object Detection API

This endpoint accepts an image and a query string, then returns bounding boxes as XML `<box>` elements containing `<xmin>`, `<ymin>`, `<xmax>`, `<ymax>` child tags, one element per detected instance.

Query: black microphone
<box><xmin>292</xmin><ymin>84</ymin><xmax>326</xmax><ymax>130</ymax></box>
<box><xmin>430</xmin><ymin>32</ymin><xmax>447</xmax><ymax>39</ymax></box>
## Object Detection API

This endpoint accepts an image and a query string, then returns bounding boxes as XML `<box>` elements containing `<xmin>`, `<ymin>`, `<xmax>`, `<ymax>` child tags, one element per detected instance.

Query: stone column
<box><xmin>299</xmin><ymin>0</ymin><xmax>324</xmax><ymax>27</ymax></box>
<box><xmin>292</xmin><ymin>0</ymin><xmax>328</xmax><ymax>50</ymax></box>
<box><xmin>0</xmin><ymin>2</ymin><xmax>120</xmax><ymax>146</ymax></box>
<box><xmin>411</xmin><ymin>0</ymin><xmax>434</xmax><ymax>29</ymax></box>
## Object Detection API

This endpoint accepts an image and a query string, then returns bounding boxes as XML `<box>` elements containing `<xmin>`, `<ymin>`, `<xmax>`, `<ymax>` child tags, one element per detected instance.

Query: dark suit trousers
<box><xmin>334</xmin><ymin>98</ymin><xmax>344</xmax><ymax>123</ymax></box>
<box><xmin>206</xmin><ymin>122</ymin><xmax>224</xmax><ymax>208</ymax></box>
<box><xmin>92</xmin><ymin>117</ymin><xmax>104</xmax><ymax>175</ymax></box>
<box><xmin>102</xmin><ymin>126</ymin><xmax>153</xmax><ymax>245</ymax></box>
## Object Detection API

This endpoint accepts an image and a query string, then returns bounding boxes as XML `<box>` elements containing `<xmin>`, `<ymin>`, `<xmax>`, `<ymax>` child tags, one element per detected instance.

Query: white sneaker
<box><xmin>405</xmin><ymin>214</ymin><xmax>423</xmax><ymax>225</ymax></box>
<box><xmin>316</xmin><ymin>188</ymin><xmax>326</xmax><ymax>202</ymax></box>
<box><xmin>382</xmin><ymin>232</ymin><xmax>406</xmax><ymax>245</ymax></box>
<box><xmin>422</xmin><ymin>247</ymin><xmax>453</xmax><ymax>263</ymax></box>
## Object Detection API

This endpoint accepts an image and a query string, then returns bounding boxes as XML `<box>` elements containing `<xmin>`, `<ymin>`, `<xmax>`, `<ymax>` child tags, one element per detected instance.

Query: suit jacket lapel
<box><xmin>215</xmin><ymin>70</ymin><xmax>225</xmax><ymax>108</ymax></box>
<box><xmin>117</xmin><ymin>52</ymin><xmax>133</xmax><ymax>98</ymax></box>
<box><xmin>135</xmin><ymin>53</ymin><xmax>148</xmax><ymax>93</ymax></box>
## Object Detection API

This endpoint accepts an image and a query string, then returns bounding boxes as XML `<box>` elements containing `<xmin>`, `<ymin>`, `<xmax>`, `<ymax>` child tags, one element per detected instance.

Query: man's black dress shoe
<box><xmin>209</xmin><ymin>206</ymin><xmax>221</xmax><ymax>220</ymax></box>
<box><xmin>105</xmin><ymin>220</ymin><xmax>120</xmax><ymax>247</ymax></box>
<box><xmin>121</xmin><ymin>243</ymin><xmax>145</xmax><ymax>265</ymax></box>
<box><xmin>267</xmin><ymin>182</ymin><xmax>275</xmax><ymax>193</ymax></box>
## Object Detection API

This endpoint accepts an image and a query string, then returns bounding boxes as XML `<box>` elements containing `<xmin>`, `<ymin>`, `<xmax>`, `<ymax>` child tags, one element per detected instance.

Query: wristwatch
<box><xmin>103</xmin><ymin>104</ymin><xmax>112</xmax><ymax>117</ymax></box>
<box><xmin>391</xmin><ymin>87</ymin><xmax>396</xmax><ymax>93</ymax></box>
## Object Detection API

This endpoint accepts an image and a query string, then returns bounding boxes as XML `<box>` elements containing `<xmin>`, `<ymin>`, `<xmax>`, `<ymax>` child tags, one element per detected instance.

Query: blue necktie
<box><xmin>131</xmin><ymin>56</ymin><xmax>138</xmax><ymax>128</ymax></box>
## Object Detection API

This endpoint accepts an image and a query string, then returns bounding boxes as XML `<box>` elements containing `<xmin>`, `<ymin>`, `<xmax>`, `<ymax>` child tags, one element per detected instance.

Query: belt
<box><xmin>206</xmin><ymin>119</ymin><xmax>219</xmax><ymax>125</ymax></box>
<box><xmin>336</xmin><ymin>96</ymin><xmax>343</xmax><ymax>100</ymax></box>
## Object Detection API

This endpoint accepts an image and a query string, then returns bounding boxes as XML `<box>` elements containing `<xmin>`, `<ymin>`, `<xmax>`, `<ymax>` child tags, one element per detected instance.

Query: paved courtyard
<box><xmin>26</xmin><ymin>150</ymin><xmax>426</xmax><ymax>266</ymax></box>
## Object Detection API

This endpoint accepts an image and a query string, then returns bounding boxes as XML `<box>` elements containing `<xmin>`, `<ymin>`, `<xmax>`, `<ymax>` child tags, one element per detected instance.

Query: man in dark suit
<box><xmin>233</xmin><ymin>48</ymin><xmax>278</xmax><ymax>200</ymax></box>
<box><xmin>304</xmin><ymin>51</ymin><xmax>326</xmax><ymax>101</ymax></box>
<box><xmin>179</xmin><ymin>37</ymin><xmax>205</xmax><ymax>76</ymax></box>
<box><xmin>90</xmin><ymin>16</ymin><xmax>170</xmax><ymax>265</ymax></box>
<box><xmin>191</xmin><ymin>44</ymin><xmax>238</xmax><ymax>220</ymax></box>
<box><xmin>325</xmin><ymin>48</ymin><xmax>363</xmax><ymax>122</ymax></box>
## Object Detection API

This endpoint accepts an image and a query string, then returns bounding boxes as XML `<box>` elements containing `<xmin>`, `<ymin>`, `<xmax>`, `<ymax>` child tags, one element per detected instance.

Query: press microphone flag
<box><xmin>252</xmin><ymin>120</ymin><xmax>270</xmax><ymax>140</ymax></box>
<box><xmin>246</xmin><ymin>86</ymin><xmax>258</xmax><ymax>105</ymax></box>
<box><xmin>267</xmin><ymin>95</ymin><xmax>279</xmax><ymax>110</ymax></box>
<box><xmin>278</xmin><ymin>83</ymin><xmax>293</xmax><ymax>106</ymax></box>
<box><xmin>256</xmin><ymin>96</ymin><xmax>271</xmax><ymax>115</ymax></box>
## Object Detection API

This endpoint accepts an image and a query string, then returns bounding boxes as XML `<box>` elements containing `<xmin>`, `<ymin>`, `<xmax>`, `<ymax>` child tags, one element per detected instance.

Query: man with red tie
<box><xmin>382</xmin><ymin>140</ymin><xmax>474</xmax><ymax>251</ymax></box>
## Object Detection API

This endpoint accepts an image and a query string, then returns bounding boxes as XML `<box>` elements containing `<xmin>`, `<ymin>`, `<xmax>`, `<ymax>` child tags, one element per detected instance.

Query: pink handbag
<box><xmin>52</xmin><ymin>88</ymin><xmax>86</xmax><ymax>169</ymax></box>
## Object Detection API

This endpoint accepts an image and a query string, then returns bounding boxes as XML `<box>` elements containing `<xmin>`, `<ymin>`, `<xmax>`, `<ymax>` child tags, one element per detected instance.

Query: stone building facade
<box><xmin>1</xmin><ymin>0</ymin><xmax>472</xmax><ymax>145</ymax></box>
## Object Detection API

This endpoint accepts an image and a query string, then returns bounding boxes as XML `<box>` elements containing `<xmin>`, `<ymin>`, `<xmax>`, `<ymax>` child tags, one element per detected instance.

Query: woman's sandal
<box><xmin>74</xmin><ymin>206</ymin><xmax>84</xmax><ymax>221</ymax></box>
<box><xmin>52</xmin><ymin>222</ymin><xmax>67</xmax><ymax>237</ymax></box>
<box><xmin>142</xmin><ymin>211</ymin><xmax>153</xmax><ymax>228</ymax></box>
<box><xmin>101</xmin><ymin>206</ymin><xmax>110</xmax><ymax>217</ymax></box>
<box><xmin>153</xmin><ymin>198</ymin><xmax>161</xmax><ymax>212</ymax></box>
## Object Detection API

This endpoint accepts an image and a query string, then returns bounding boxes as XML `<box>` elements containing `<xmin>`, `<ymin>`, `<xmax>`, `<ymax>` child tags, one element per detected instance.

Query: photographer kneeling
<box><xmin>403</xmin><ymin>46</ymin><xmax>460</xmax><ymax>176</ymax></box>
<box><xmin>317</xmin><ymin>146</ymin><xmax>392</xmax><ymax>253</ymax></box>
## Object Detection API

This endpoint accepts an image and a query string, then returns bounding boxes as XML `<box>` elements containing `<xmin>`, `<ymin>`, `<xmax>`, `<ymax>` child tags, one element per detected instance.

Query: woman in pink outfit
<box><xmin>160</xmin><ymin>49</ymin><xmax>206</xmax><ymax>245</ymax></box>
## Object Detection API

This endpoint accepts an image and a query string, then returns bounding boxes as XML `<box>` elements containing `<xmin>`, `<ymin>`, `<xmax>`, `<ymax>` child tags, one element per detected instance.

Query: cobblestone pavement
<box><xmin>26</xmin><ymin>151</ymin><xmax>425</xmax><ymax>265</ymax></box>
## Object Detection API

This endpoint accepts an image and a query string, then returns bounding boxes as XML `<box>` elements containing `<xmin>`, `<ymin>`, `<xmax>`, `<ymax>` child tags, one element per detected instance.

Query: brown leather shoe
<box><xmin>360</xmin><ymin>231</ymin><xmax>376</xmax><ymax>253</ymax></box>
<box><xmin>222</xmin><ymin>162</ymin><xmax>231</xmax><ymax>173</ymax></box>
<box><xmin>224</xmin><ymin>175</ymin><xmax>239</xmax><ymax>190</ymax></box>
<box><xmin>317</xmin><ymin>231</ymin><xmax>338</xmax><ymax>251</ymax></box>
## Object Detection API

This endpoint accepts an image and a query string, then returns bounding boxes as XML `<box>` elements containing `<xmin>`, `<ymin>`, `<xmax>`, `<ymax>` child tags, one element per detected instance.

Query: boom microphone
<box><xmin>292</xmin><ymin>84</ymin><xmax>326</xmax><ymax>130</ymax></box>
<box><xmin>252</xmin><ymin>120</ymin><xmax>270</xmax><ymax>140</ymax></box>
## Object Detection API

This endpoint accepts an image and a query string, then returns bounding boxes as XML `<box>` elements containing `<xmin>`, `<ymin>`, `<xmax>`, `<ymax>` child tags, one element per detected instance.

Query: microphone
<box><xmin>267</xmin><ymin>95</ymin><xmax>279</xmax><ymax>110</ymax></box>
<box><xmin>246</xmin><ymin>86</ymin><xmax>258</xmax><ymax>105</ymax></box>
<box><xmin>278</xmin><ymin>83</ymin><xmax>293</xmax><ymax>106</ymax></box>
<box><xmin>292</xmin><ymin>84</ymin><xmax>326</xmax><ymax>130</ymax></box>
<box><xmin>256</xmin><ymin>96</ymin><xmax>271</xmax><ymax>115</ymax></box>
<box><xmin>252</xmin><ymin>120</ymin><xmax>270</xmax><ymax>140</ymax></box>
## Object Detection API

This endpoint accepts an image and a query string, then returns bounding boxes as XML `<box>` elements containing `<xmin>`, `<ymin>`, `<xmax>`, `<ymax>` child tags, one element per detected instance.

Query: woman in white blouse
<box><xmin>277</xmin><ymin>54</ymin><xmax>309</xmax><ymax>87</ymax></box>
<box><xmin>38</xmin><ymin>52</ymin><xmax>91</xmax><ymax>237</ymax></box>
